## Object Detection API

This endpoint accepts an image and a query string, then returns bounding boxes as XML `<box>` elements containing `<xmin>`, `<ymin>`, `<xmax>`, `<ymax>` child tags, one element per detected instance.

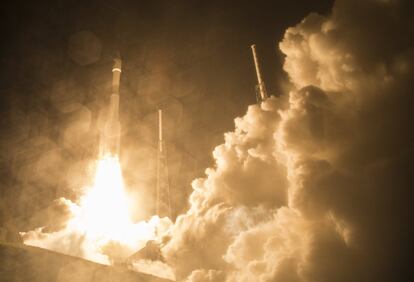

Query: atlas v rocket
<box><xmin>99</xmin><ymin>57</ymin><xmax>122</xmax><ymax>157</ymax></box>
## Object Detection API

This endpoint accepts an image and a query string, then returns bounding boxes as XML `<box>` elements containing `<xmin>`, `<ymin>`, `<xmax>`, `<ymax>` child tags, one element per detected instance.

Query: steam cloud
<box><xmin>162</xmin><ymin>0</ymin><xmax>413</xmax><ymax>281</ymax></box>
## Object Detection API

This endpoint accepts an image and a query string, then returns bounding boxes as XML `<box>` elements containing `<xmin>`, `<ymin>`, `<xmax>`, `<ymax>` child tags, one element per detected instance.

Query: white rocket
<box><xmin>99</xmin><ymin>56</ymin><xmax>122</xmax><ymax>157</ymax></box>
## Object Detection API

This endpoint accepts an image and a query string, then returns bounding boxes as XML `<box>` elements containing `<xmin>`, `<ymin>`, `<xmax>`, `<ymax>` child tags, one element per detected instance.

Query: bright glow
<box><xmin>63</xmin><ymin>156</ymin><xmax>169</xmax><ymax>259</ymax></box>
<box><xmin>70</xmin><ymin>156</ymin><xmax>134</xmax><ymax>239</ymax></box>
<box><xmin>22</xmin><ymin>155</ymin><xmax>174</xmax><ymax>280</ymax></box>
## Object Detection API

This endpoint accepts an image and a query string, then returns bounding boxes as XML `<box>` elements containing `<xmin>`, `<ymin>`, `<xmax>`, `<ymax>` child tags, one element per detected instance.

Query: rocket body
<box><xmin>100</xmin><ymin>58</ymin><xmax>122</xmax><ymax>157</ymax></box>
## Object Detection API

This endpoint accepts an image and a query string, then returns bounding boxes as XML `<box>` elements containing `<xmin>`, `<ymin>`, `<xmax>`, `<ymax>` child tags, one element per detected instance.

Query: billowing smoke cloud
<box><xmin>162</xmin><ymin>0</ymin><xmax>413</xmax><ymax>281</ymax></box>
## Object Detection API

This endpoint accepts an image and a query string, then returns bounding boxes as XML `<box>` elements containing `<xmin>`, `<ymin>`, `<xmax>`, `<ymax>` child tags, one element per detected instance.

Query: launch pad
<box><xmin>0</xmin><ymin>242</ymin><xmax>172</xmax><ymax>282</ymax></box>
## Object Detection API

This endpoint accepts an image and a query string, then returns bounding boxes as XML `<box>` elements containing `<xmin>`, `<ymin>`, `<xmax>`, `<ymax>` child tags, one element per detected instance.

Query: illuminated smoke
<box><xmin>21</xmin><ymin>156</ymin><xmax>174</xmax><ymax>280</ymax></box>
<box><xmin>162</xmin><ymin>0</ymin><xmax>413</xmax><ymax>281</ymax></box>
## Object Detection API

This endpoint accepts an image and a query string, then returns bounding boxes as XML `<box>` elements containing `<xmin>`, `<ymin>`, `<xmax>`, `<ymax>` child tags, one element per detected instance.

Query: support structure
<box><xmin>251</xmin><ymin>44</ymin><xmax>268</xmax><ymax>103</ymax></box>
<box><xmin>156</xmin><ymin>109</ymin><xmax>172</xmax><ymax>218</ymax></box>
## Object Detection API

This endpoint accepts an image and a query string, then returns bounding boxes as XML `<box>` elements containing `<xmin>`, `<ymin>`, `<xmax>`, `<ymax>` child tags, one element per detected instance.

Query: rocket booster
<box><xmin>100</xmin><ymin>57</ymin><xmax>122</xmax><ymax>157</ymax></box>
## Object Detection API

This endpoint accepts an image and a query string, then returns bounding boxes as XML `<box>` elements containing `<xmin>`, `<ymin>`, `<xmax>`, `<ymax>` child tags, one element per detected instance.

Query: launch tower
<box><xmin>251</xmin><ymin>44</ymin><xmax>268</xmax><ymax>103</ymax></box>
<box><xmin>156</xmin><ymin>109</ymin><xmax>172</xmax><ymax>218</ymax></box>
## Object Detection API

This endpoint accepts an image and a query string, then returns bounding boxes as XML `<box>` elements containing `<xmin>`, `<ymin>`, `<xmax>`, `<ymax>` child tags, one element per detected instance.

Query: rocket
<box><xmin>251</xmin><ymin>44</ymin><xmax>268</xmax><ymax>103</ymax></box>
<box><xmin>99</xmin><ymin>56</ymin><xmax>122</xmax><ymax>157</ymax></box>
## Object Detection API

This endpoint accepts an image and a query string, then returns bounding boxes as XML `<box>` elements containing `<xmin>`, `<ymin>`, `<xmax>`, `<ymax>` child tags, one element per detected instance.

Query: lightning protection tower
<box><xmin>251</xmin><ymin>44</ymin><xmax>268</xmax><ymax>103</ymax></box>
<box><xmin>156</xmin><ymin>109</ymin><xmax>172</xmax><ymax>218</ymax></box>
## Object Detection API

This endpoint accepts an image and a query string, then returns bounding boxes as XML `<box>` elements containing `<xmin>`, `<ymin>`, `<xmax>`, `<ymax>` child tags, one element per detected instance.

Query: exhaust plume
<box><xmin>21</xmin><ymin>157</ymin><xmax>174</xmax><ymax>280</ymax></box>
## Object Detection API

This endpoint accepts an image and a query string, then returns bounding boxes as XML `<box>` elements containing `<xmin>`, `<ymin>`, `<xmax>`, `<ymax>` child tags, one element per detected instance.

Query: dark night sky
<box><xmin>2</xmin><ymin>0</ymin><xmax>333</xmax><ymax>105</ymax></box>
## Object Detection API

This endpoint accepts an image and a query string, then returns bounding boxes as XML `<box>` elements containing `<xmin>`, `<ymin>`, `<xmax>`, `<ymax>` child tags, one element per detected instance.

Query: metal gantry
<box><xmin>156</xmin><ymin>109</ymin><xmax>172</xmax><ymax>218</ymax></box>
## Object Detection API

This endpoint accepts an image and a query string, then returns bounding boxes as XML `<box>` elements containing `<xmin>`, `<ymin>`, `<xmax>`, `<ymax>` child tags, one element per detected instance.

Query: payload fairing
<box><xmin>99</xmin><ymin>57</ymin><xmax>122</xmax><ymax>157</ymax></box>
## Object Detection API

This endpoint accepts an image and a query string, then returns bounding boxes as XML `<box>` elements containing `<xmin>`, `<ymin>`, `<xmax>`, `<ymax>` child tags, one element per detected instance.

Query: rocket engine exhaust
<box><xmin>100</xmin><ymin>56</ymin><xmax>122</xmax><ymax>157</ymax></box>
